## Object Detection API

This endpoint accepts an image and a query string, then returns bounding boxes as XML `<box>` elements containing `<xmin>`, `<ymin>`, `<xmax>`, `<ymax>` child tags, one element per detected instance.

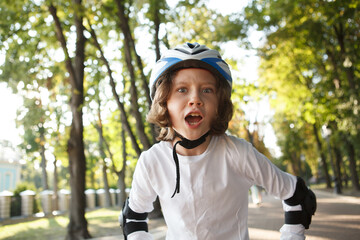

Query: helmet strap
<box><xmin>171</xmin><ymin>130</ymin><xmax>210</xmax><ymax>198</ymax></box>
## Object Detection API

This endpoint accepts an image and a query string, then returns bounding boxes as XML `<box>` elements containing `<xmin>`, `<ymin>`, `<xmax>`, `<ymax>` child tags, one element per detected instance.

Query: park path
<box><xmin>91</xmin><ymin>189</ymin><xmax>360</xmax><ymax>240</ymax></box>
<box><xmin>248</xmin><ymin>189</ymin><xmax>360</xmax><ymax>240</ymax></box>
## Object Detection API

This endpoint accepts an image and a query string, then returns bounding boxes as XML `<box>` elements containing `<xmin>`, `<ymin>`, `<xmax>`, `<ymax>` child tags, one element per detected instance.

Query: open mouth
<box><xmin>185</xmin><ymin>113</ymin><xmax>203</xmax><ymax>126</ymax></box>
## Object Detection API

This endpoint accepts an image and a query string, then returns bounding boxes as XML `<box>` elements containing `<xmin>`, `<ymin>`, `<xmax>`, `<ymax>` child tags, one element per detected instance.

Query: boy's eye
<box><xmin>203</xmin><ymin>88</ymin><xmax>214</xmax><ymax>93</ymax></box>
<box><xmin>177</xmin><ymin>88</ymin><xmax>187</xmax><ymax>93</ymax></box>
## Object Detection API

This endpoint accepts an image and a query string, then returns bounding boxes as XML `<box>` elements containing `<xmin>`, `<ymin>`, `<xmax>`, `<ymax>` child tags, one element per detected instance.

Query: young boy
<box><xmin>121</xmin><ymin>43</ymin><xmax>316</xmax><ymax>240</ymax></box>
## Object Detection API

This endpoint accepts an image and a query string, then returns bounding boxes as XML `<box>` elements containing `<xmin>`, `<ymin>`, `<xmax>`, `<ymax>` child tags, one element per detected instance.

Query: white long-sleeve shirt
<box><xmin>128</xmin><ymin>134</ymin><xmax>304</xmax><ymax>239</ymax></box>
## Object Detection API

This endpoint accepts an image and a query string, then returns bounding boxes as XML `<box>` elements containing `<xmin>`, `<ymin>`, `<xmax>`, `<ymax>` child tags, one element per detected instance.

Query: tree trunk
<box><xmin>67</xmin><ymin>123</ymin><xmax>90</xmax><ymax>239</ymax></box>
<box><xmin>99</xmin><ymin>134</ymin><xmax>111</xmax><ymax>207</ymax></box>
<box><xmin>312</xmin><ymin>124</ymin><xmax>332</xmax><ymax>188</ymax></box>
<box><xmin>132</xmin><ymin>44</ymin><xmax>156</xmax><ymax>143</ymax></box>
<box><xmin>96</xmin><ymin>100</ymin><xmax>112</xmax><ymax>207</ymax></box>
<box><xmin>115</xmin><ymin>0</ymin><xmax>163</xmax><ymax>218</ymax></box>
<box><xmin>86</xmin><ymin>20</ymin><xmax>142</xmax><ymax>157</ymax></box>
<box><xmin>53</xmin><ymin>156</ymin><xmax>59</xmax><ymax>211</ymax></box>
<box><xmin>118</xmin><ymin>170</ymin><xmax>126</xmax><ymax>207</ymax></box>
<box><xmin>150</xmin><ymin>1</ymin><xmax>162</xmax><ymax>142</ymax></box>
<box><xmin>152</xmin><ymin>0</ymin><xmax>161</xmax><ymax>62</ymax></box>
<box><xmin>101</xmin><ymin>115</ymin><xmax>127</xmax><ymax>207</ymax></box>
<box><xmin>333</xmin><ymin>23</ymin><xmax>358</xmax><ymax>91</ymax></box>
<box><xmin>40</xmin><ymin>131</ymin><xmax>49</xmax><ymax>190</ymax></box>
<box><xmin>48</xmin><ymin>1</ymin><xmax>90</xmax><ymax>239</ymax></box>
<box><xmin>340</xmin><ymin>155</ymin><xmax>350</xmax><ymax>188</ymax></box>
<box><xmin>324</xmin><ymin>135</ymin><xmax>338</xmax><ymax>191</ymax></box>
<box><xmin>333</xmin><ymin>23</ymin><xmax>360</xmax><ymax>191</ymax></box>
<box><xmin>115</xmin><ymin>0</ymin><xmax>151</xmax><ymax>150</ymax></box>
<box><xmin>289</xmin><ymin>152</ymin><xmax>301</xmax><ymax>176</ymax></box>
<box><xmin>342</xmin><ymin>137</ymin><xmax>360</xmax><ymax>191</ymax></box>
<box><xmin>86</xmin><ymin>147</ymin><xmax>96</xmax><ymax>189</ymax></box>
<box><xmin>332</xmin><ymin>146</ymin><xmax>343</xmax><ymax>193</ymax></box>
<box><xmin>101</xmin><ymin>161</ymin><xmax>112</xmax><ymax>207</ymax></box>
<box><xmin>119</xmin><ymin>125</ymin><xmax>127</xmax><ymax>207</ymax></box>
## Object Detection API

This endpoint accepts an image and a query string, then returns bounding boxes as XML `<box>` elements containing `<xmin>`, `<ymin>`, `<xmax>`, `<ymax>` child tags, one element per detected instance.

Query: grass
<box><xmin>0</xmin><ymin>208</ymin><xmax>123</xmax><ymax>240</ymax></box>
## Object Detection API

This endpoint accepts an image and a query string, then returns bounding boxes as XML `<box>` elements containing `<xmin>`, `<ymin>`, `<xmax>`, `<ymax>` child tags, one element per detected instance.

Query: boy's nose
<box><xmin>188</xmin><ymin>92</ymin><xmax>203</xmax><ymax>106</ymax></box>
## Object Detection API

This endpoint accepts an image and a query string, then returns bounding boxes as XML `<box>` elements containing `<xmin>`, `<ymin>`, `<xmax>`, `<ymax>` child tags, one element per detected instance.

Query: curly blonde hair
<box><xmin>147</xmin><ymin>69</ymin><xmax>233</xmax><ymax>141</ymax></box>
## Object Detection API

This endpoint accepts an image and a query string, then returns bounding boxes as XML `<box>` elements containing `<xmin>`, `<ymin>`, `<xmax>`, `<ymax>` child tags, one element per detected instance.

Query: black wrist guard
<box><xmin>284</xmin><ymin>177</ymin><xmax>317</xmax><ymax>229</ymax></box>
<box><xmin>121</xmin><ymin>198</ymin><xmax>148</xmax><ymax>239</ymax></box>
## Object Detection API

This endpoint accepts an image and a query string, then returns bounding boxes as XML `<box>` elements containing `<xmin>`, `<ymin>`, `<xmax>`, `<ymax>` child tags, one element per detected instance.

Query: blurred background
<box><xmin>0</xmin><ymin>0</ymin><xmax>359</xmax><ymax>239</ymax></box>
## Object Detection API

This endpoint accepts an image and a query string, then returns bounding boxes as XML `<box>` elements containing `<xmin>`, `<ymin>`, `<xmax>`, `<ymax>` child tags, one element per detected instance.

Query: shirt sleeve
<box><xmin>128</xmin><ymin>231</ymin><xmax>153</xmax><ymax>240</ymax></box>
<box><xmin>280</xmin><ymin>224</ymin><xmax>305</xmax><ymax>240</ymax></box>
<box><xmin>234</xmin><ymin>138</ymin><xmax>305</xmax><ymax>239</ymax></box>
<box><xmin>242</xmin><ymin>140</ymin><xmax>297</xmax><ymax>200</ymax></box>
<box><xmin>129</xmin><ymin>152</ymin><xmax>158</xmax><ymax>213</ymax></box>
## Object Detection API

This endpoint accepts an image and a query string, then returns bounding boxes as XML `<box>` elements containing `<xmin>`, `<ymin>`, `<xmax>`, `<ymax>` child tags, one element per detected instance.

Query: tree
<box><xmin>114</xmin><ymin>0</ymin><xmax>152</xmax><ymax>150</ymax></box>
<box><xmin>84</xmin><ymin>15</ymin><xmax>142</xmax><ymax>157</ymax></box>
<box><xmin>0</xmin><ymin>0</ymin><xmax>76</xmax><ymax>210</ymax></box>
<box><xmin>16</xmin><ymin>96</ymin><xmax>49</xmax><ymax>190</ymax></box>
<box><xmin>242</xmin><ymin>0</ymin><xmax>360</xmax><ymax>190</ymax></box>
<box><xmin>48</xmin><ymin>0</ymin><xmax>90</xmax><ymax>238</ymax></box>
<box><xmin>94</xmin><ymin>94</ymin><xmax>112</xmax><ymax>207</ymax></box>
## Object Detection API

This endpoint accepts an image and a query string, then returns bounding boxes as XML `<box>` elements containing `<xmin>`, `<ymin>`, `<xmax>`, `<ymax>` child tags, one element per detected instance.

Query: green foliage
<box><xmin>12</xmin><ymin>182</ymin><xmax>37</xmax><ymax>196</ymax></box>
<box><xmin>1</xmin><ymin>0</ymin><xmax>358</xmax><ymax>201</ymax></box>
<box><xmin>243</xmin><ymin>0</ymin><xmax>360</xmax><ymax>185</ymax></box>
<box><xmin>20</xmin><ymin>161</ymin><xmax>43</xmax><ymax>189</ymax></box>
<box><xmin>10</xmin><ymin>182</ymin><xmax>40</xmax><ymax>216</ymax></box>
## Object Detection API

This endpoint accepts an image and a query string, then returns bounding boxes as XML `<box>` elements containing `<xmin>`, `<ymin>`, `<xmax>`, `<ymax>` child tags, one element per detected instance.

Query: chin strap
<box><xmin>171</xmin><ymin>131</ymin><xmax>210</xmax><ymax>198</ymax></box>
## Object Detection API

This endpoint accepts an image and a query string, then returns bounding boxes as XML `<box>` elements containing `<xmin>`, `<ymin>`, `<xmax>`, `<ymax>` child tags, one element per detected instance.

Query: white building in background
<box><xmin>0</xmin><ymin>142</ymin><xmax>21</xmax><ymax>191</ymax></box>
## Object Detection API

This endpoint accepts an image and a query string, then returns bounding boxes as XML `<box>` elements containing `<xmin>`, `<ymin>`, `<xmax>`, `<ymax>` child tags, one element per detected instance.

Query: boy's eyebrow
<box><xmin>173</xmin><ymin>80</ymin><xmax>216</xmax><ymax>86</ymax></box>
<box><xmin>172</xmin><ymin>80</ymin><xmax>187</xmax><ymax>85</ymax></box>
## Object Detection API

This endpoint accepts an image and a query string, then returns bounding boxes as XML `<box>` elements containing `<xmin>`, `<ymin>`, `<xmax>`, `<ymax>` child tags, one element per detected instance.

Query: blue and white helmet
<box><xmin>149</xmin><ymin>42</ymin><xmax>232</xmax><ymax>99</ymax></box>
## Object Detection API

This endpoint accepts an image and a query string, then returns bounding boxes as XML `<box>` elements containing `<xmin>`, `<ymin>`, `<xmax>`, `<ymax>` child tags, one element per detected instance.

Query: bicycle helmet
<box><xmin>149</xmin><ymin>42</ymin><xmax>232</xmax><ymax>99</ymax></box>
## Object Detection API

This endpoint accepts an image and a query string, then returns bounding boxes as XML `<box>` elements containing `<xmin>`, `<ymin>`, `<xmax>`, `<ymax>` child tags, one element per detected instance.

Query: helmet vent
<box><xmin>175</xmin><ymin>48</ymin><xmax>208</xmax><ymax>55</ymax></box>
<box><xmin>187</xmin><ymin>43</ymin><xmax>197</xmax><ymax>48</ymax></box>
<box><xmin>172</xmin><ymin>42</ymin><xmax>207</xmax><ymax>55</ymax></box>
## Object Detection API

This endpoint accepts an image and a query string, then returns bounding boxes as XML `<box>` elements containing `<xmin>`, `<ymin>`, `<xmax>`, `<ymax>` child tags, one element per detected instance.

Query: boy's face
<box><xmin>167</xmin><ymin>68</ymin><xmax>218</xmax><ymax>141</ymax></box>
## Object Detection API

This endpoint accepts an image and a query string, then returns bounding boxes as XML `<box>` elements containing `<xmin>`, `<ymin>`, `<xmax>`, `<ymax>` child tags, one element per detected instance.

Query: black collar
<box><xmin>171</xmin><ymin>131</ymin><xmax>210</xmax><ymax>198</ymax></box>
